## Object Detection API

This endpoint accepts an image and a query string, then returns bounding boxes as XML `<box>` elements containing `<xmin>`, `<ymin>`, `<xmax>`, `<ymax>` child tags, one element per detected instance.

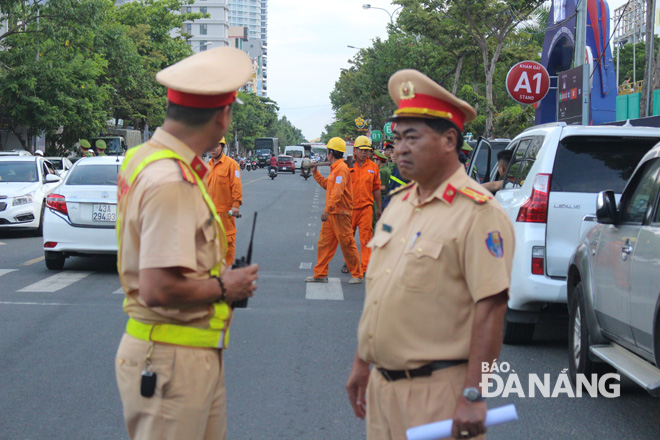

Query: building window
<box><xmin>186</xmin><ymin>6</ymin><xmax>191</xmax><ymax>13</ymax></box>
<box><xmin>200</xmin><ymin>24</ymin><xmax>207</xmax><ymax>35</ymax></box>
<box><xmin>200</xmin><ymin>7</ymin><xmax>207</xmax><ymax>14</ymax></box>
<box><xmin>199</xmin><ymin>40</ymin><xmax>207</xmax><ymax>51</ymax></box>
<box><xmin>186</xmin><ymin>23</ymin><xmax>192</xmax><ymax>33</ymax></box>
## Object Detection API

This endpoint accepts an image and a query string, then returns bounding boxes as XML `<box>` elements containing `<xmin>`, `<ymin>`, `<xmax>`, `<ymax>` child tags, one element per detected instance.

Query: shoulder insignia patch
<box><xmin>176</xmin><ymin>160</ymin><xmax>197</xmax><ymax>185</ymax></box>
<box><xmin>442</xmin><ymin>183</ymin><xmax>457</xmax><ymax>204</ymax></box>
<box><xmin>388</xmin><ymin>181</ymin><xmax>414</xmax><ymax>198</ymax></box>
<box><xmin>457</xmin><ymin>186</ymin><xmax>491</xmax><ymax>204</ymax></box>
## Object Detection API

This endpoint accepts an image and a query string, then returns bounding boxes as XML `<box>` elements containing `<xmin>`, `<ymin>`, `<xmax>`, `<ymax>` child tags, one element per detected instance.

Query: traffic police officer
<box><xmin>80</xmin><ymin>139</ymin><xmax>95</xmax><ymax>157</ymax></box>
<box><xmin>346</xmin><ymin>69</ymin><xmax>515</xmax><ymax>440</ymax></box>
<box><xmin>114</xmin><ymin>47</ymin><xmax>258</xmax><ymax>440</ymax></box>
<box><xmin>96</xmin><ymin>139</ymin><xmax>107</xmax><ymax>156</ymax></box>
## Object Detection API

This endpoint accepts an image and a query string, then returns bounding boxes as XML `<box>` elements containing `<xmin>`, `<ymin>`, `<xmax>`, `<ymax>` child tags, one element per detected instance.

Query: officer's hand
<box><xmin>346</xmin><ymin>355</ymin><xmax>370</xmax><ymax>419</ymax></box>
<box><xmin>222</xmin><ymin>264</ymin><xmax>259</xmax><ymax>302</ymax></box>
<box><xmin>232</xmin><ymin>206</ymin><xmax>241</xmax><ymax>218</ymax></box>
<box><xmin>451</xmin><ymin>398</ymin><xmax>487</xmax><ymax>439</ymax></box>
<box><xmin>321</xmin><ymin>211</ymin><xmax>329</xmax><ymax>222</ymax></box>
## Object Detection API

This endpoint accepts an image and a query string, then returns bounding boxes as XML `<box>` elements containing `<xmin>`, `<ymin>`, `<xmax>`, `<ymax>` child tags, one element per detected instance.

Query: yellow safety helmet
<box><xmin>219</xmin><ymin>137</ymin><xmax>226</xmax><ymax>145</ymax></box>
<box><xmin>354</xmin><ymin>135</ymin><xmax>372</xmax><ymax>149</ymax></box>
<box><xmin>326</xmin><ymin>137</ymin><xmax>346</xmax><ymax>153</ymax></box>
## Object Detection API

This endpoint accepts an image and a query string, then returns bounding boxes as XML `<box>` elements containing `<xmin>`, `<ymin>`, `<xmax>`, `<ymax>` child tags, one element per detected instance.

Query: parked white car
<box><xmin>0</xmin><ymin>156</ymin><xmax>63</xmax><ymax>233</ymax></box>
<box><xmin>469</xmin><ymin>123</ymin><xmax>660</xmax><ymax>344</ymax></box>
<box><xmin>43</xmin><ymin>156</ymin><xmax>122</xmax><ymax>270</ymax></box>
<box><xmin>568</xmin><ymin>142</ymin><xmax>660</xmax><ymax>396</ymax></box>
<box><xmin>45</xmin><ymin>156</ymin><xmax>73</xmax><ymax>179</ymax></box>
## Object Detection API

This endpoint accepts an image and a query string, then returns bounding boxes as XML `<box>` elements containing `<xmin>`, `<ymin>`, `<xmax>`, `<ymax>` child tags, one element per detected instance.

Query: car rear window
<box><xmin>67</xmin><ymin>165</ymin><xmax>119</xmax><ymax>185</ymax></box>
<box><xmin>551</xmin><ymin>136</ymin><xmax>660</xmax><ymax>193</ymax></box>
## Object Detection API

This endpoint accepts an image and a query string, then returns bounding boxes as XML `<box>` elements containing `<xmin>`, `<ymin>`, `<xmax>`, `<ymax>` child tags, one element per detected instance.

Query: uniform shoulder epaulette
<box><xmin>176</xmin><ymin>160</ymin><xmax>198</xmax><ymax>185</ymax></box>
<box><xmin>457</xmin><ymin>186</ymin><xmax>491</xmax><ymax>204</ymax></box>
<box><xmin>388</xmin><ymin>181</ymin><xmax>414</xmax><ymax>198</ymax></box>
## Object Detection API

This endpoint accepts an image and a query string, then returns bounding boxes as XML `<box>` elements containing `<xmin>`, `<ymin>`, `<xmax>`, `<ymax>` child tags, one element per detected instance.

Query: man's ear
<box><xmin>215</xmin><ymin>105</ymin><xmax>233</xmax><ymax>131</ymax></box>
<box><xmin>441</xmin><ymin>128</ymin><xmax>459</xmax><ymax>155</ymax></box>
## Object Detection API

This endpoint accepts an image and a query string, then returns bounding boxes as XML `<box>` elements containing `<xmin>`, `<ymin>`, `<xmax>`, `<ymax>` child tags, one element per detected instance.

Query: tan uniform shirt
<box><xmin>118</xmin><ymin>128</ymin><xmax>225</xmax><ymax>326</ymax></box>
<box><xmin>357</xmin><ymin>166</ymin><xmax>514</xmax><ymax>370</ymax></box>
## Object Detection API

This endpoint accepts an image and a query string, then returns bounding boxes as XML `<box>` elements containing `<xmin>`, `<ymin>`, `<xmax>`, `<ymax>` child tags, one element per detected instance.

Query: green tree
<box><xmin>226</xmin><ymin>92</ymin><xmax>278</xmax><ymax>154</ymax></box>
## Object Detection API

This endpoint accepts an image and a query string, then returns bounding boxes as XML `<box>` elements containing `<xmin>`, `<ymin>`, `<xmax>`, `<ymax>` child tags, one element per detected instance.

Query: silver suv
<box><xmin>567</xmin><ymin>143</ymin><xmax>660</xmax><ymax>396</ymax></box>
<box><xmin>470</xmin><ymin>123</ymin><xmax>660</xmax><ymax>344</ymax></box>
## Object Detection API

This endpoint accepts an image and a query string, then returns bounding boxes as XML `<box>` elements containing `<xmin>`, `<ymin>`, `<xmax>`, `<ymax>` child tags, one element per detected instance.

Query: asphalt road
<box><xmin>0</xmin><ymin>166</ymin><xmax>658</xmax><ymax>440</ymax></box>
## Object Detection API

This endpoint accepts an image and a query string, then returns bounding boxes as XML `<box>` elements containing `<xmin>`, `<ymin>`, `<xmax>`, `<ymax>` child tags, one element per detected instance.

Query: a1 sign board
<box><xmin>371</xmin><ymin>130</ymin><xmax>383</xmax><ymax>142</ymax></box>
<box><xmin>506</xmin><ymin>61</ymin><xmax>550</xmax><ymax>105</ymax></box>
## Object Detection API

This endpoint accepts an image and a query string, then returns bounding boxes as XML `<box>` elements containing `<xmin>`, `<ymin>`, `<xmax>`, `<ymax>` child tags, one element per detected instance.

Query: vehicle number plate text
<box><xmin>93</xmin><ymin>204</ymin><xmax>116</xmax><ymax>222</ymax></box>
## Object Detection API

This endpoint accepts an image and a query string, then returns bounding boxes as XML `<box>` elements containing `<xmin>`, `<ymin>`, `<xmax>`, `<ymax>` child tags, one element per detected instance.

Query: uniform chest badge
<box><xmin>486</xmin><ymin>231</ymin><xmax>504</xmax><ymax>258</ymax></box>
<box><xmin>400</xmin><ymin>81</ymin><xmax>415</xmax><ymax>100</ymax></box>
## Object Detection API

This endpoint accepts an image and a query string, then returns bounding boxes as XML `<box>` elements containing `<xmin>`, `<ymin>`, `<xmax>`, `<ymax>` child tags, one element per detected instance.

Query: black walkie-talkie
<box><xmin>231</xmin><ymin>212</ymin><xmax>257</xmax><ymax>309</ymax></box>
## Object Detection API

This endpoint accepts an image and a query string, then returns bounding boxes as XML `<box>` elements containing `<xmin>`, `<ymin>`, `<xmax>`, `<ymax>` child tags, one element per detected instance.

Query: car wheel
<box><xmin>568</xmin><ymin>282</ymin><xmax>612</xmax><ymax>384</ymax></box>
<box><xmin>45</xmin><ymin>251</ymin><xmax>65</xmax><ymax>270</ymax></box>
<box><xmin>503</xmin><ymin>320</ymin><xmax>535</xmax><ymax>345</ymax></box>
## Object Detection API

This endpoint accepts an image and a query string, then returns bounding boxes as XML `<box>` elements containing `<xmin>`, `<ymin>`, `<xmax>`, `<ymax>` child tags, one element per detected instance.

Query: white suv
<box><xmin>473</xmin><ymin>123</ymin><xmax>660</xmax><ymax>344</ymax></box>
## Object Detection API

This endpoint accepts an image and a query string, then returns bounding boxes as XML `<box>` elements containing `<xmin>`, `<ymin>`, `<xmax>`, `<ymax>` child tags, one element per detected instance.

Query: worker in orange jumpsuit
<box><xmin>306</xmin><ymin>137</ymin><xmax>363</xmax><ymax>284</ymax></box>
<box><xmin>341</xmin><ymin>135</ymin><xmax>381</xmax><ymax>275</ymax></box>
<box><xmin>206</xmin><ymin>137</ymin><xmax>243</xmax><ymax>266</ymax></box>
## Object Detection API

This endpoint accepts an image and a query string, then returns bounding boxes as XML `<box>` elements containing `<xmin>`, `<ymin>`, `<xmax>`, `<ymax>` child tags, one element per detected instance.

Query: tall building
<box><xmin>228</xmin><ymin>0</ymin><xmax>267</xmax><ymax>96</ymax></box>
<box><xmin>182</xmin><ymin>1</ymin><xmax>230</xmax><ymax>51</ymax></box>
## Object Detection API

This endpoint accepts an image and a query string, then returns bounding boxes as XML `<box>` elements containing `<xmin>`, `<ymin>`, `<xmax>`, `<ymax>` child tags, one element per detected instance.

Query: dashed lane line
<box><xmin>113</xmin><ymin>287</ymin><xmax>124</xmax><ymax>294</ymax></box>
<box><xmin>242</xmin><ymin>176</ymin><xmax>268</xmax><ymax>186</ymax></box>
<box><xmin>22</xmin><ymin>256</ymin><xmax>44</xmax><ymax>266</ymax></box>
<box><xmin>304</xmin><ymin>245</ymin><xmax>314</xmax><ymax>250</ymax></box>
<box><xmin>305</xmin><ymin>277</ymin><xmax>343</xmax><ymax>300</ymax></box>
<box><xmin>19</xmin><ymin>271</ymin><xmax>92</xmax><ymax>293</ymax></box>
<box><xmin>0</xmin><ymin>269</ymin><xmax>18</xmax><ymax>278</ymax></box>
<box><xmin>0</xmin><ymin>301</ymin><xmax>72</xmax><ymax>306</ymax></box>
<box><xmin>0</xmin><ymin>241</ymin><xmax>6</xmax><ymax>245</ymax></box>
<box><xmin>299</xmin><ymin>262</ymin><xmax>312</xmax><ymax>269</ymax></box>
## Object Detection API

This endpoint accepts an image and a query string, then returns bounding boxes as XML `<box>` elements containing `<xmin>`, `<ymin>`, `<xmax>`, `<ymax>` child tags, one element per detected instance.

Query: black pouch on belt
<box><xmin>141</xmin><ymin>370</ymin><xmax>157</xmax><ymax>398</ymax></box>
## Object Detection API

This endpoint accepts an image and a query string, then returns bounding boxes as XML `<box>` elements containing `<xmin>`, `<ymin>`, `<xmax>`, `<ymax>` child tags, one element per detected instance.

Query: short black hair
<box><xmin>422</xmin><ymin>118</ymin><xmax>464</xmax><ymax>152</ymax></box>
<box><xmin>166</xmin><ymin>102</ymin><xmax>229</xmax><ymax>126</ymax></box>
<box><xmin>329</xmin><ymin>149</ymin><xmax>344</xmax><ymax>159</ymax></box>
<box><xmin>497</xmin><ymin>149</ymin><xmax>513</xmax><ymax>164</ymax></box>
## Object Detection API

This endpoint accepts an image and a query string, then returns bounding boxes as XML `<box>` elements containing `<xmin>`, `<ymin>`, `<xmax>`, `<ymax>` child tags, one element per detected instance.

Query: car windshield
<box><xmin>278</xmin><ymin>156</ymin><xmax>292</xmax><ymax>162</ymax></box>
<box><xmin>0</xmin><ymin>161</ymin><xmax>38</xmax><ymax>182</ymax></box>
<box><xmin>551</xmin><ymin>136</ymin><xmax>660</xmax><ymax>193</ymax></box>
<box><xmin>256</xmin><ymin>149</ymin><xmax>271</xmax><ymax>156</ymax></box>
<box><xmin>287</xmin><ymin>150</ymin><xmax>303</xmax><ymax>158</ymax></box>
<box><xmin>66</xmin><ymin>164</ymin><xmax>119</xmax><ymax>186</ymax></box>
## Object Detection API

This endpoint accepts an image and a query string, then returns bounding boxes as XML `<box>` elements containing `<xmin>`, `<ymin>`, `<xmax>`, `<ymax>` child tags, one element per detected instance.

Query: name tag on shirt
<box><xmin>368</xmin><ymin>170</ymin><xmax>375</xmax><ymax>174</ymax></box>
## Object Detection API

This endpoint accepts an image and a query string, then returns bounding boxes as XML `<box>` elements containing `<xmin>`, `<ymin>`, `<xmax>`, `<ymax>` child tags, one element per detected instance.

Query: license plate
<box><xmin>92</xmin><ymin>204</ymin><xmax>116</xmax><ymax>222</ymax></box>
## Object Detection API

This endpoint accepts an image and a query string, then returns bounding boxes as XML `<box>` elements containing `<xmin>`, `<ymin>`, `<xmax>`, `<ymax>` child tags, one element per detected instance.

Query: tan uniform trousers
<box><xmin>115</xmin><ymin>334</ymin><xmax>226</xmax><ymax>440</ymax></box>
<box><xmin>366</xmin><ymin>363</ymin><xmax>485</xmax><ymax>440</ymax></box>
<box><xmin>313</xmin><ymin>214</ymin><xmax>362</xmax><ymax>278</ymax></box>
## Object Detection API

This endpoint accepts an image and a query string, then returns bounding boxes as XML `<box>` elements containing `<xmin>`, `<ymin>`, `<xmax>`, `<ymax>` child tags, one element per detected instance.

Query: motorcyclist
<box><xmin>269</xmin><ymin>153</ymin><xmax>278</xmax><ymax>174</ymax></box>
<box><xmin>301</xmin><ymin>156</ymin><xmax>312</xmax><ymax>177</ymax></box>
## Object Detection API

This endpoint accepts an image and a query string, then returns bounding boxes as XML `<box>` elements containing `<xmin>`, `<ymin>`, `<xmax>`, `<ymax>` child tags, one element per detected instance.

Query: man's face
<box><xmin>498</xmin><ymin>159</ymin><xmax>509</xmax><ymax>177</ymax></box>
<box><xmin>392</xmin><ymin>120</ymin><xmax>455</xmax><ymax>182</ymax></box>
<box><xmin>211</xmin><ymin>145</ymin><xmax>224</xmax><ymax>159</ymax></box>
<box><xmin>355</xmin><ymin>148</ymin><xmax>370</xmax><ymax>162</ymax></box>
<box><xmin>384</xmin><ymin>148</ymin><xmax>393</xmax><ymax>159</ymax></box>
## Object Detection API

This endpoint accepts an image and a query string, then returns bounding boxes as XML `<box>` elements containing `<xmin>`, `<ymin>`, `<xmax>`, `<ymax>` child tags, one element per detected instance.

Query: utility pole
<box><xmin>574</xmin><ymin>0</ymin><xmax>590</xmax><ymax>125</ymax></box>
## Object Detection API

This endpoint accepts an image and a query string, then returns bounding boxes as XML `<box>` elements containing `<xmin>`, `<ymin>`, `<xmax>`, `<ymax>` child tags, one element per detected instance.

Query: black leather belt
<box><xmin>378</xmin><ymin>360</ymin><xmax>467</xmax><ymax>382</ymax></box>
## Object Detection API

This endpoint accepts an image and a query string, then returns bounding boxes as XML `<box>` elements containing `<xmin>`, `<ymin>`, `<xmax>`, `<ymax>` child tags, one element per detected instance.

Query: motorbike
<box><xmin>251</xmin><ymin>162</ymin><xmax>258</xmax><ymax>171</ymax></box>
<box><xmin>239</xmin><ymin>159</ymin><xmax>246</xmax><ymax>170</ymax></box>
<box><xmin>300</xmin><ymin>166</ymin><xmax>311</xmax><ymax>180</ymax></box>
<box><xmin>268</xmin><ymin>166</ymin><xmax>278</xmax><ymax>180</ymax></box>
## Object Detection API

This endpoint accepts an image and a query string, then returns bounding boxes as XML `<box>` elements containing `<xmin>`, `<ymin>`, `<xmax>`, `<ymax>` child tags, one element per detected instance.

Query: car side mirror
<box><xmin>596</xmin><ymin>190</ymin><xmax>617</xmax><ymax>224</ymax></box>
<box><xmin>45</xmin><ymin>174</ymin><xmax>61</xmax><ymax>183</ymax></box>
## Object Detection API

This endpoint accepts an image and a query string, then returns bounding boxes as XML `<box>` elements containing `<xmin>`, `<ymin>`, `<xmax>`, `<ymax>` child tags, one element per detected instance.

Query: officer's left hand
<box><xmin>451</xmin><ymin>398</ymin><xmax>487</xmax><ymax>439</ymax></box>
<box><xmin>321</xmin><ymin>211</ymin><xmax>329</xmax><ymax>222</ymax></box>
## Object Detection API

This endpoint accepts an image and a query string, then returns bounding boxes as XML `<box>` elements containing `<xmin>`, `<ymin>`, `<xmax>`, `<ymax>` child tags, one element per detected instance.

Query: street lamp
<box><xmin>347</xmin><ymin>45</ymin><xmax>363</xmax><ymax>50</ymax></box>
<box><xmin>362</xmin><ymin>4</ymin><xmax>402</xmax><ymax>24</ymax></box>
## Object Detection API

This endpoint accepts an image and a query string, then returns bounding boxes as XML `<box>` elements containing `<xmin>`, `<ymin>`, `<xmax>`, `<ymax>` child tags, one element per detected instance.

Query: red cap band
<box><xmin>396</xmin><ymin>93</ymin><xmax>466</xmax><ymax>130</ymax></box>
<box><xmin>167</xmin><ymin>89</ymin><xmax>237</xmax><ymax>109</ymax></box>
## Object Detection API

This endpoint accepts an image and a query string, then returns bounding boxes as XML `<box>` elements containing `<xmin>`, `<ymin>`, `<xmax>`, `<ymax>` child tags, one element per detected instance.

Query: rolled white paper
<box><xmin>406</xmin><ymin>404</ymin><xmax>518</xmax><ymax>440</ymax></box>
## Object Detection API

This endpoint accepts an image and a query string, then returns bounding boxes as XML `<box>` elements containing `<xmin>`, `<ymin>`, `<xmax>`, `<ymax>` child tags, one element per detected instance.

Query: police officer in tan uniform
<box><xmin>115</xmin><ymin>47</ymin><xmax>259</xmax><ymax>440</ymax></box>
<box><xmin>346</xmin><ymin>70</ymin><xmax>515</xmax><ymax>440</ymax></box>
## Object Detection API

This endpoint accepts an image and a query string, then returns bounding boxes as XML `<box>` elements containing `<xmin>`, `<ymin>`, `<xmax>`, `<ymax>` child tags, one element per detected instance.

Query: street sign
<box><xmin>558</xmin><ymin>64</ymin><xmax>585</xmax><ymax>125</ymax></box>
<box><xmin>383</xmin><ymin>122</ymin><xmax>393</xmax><ymax>137</ymax></box>
<box><xmin>506</xmin><ymin>61</ymin><xmax>550</xmax><ymax>105</ymax></box>
<box><xmin>370</xmin><ymin>130</ymin><xmax>383</xmax><ymax>142</ymax></box>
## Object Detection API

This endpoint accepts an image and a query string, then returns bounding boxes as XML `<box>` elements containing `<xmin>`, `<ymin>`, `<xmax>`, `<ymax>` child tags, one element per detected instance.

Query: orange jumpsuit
<box><xmin>349</xmin><ymin>158</ymin><xmax>381</xmax><ymax>273</ymax></box>
<box><xmin>313</xmin><ymin>160</ymin><xmax>362</xmax><ymax>278</ymax></box>
<box><xmin>206</xmin><ymin>154</ymin><xmax>242</xmax><ymax>266</ymax></box>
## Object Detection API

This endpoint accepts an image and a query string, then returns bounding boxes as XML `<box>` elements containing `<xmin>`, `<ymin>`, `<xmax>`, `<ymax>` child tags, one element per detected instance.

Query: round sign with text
<box><xmin>506</xmin><ymin>61</ymin><xmax>550</xmax><ymax>105</ymax></box>
<box><xmin>371</xmin><ymin>130</ymin><xmax>383</xmax><ymax>142</ymax></box>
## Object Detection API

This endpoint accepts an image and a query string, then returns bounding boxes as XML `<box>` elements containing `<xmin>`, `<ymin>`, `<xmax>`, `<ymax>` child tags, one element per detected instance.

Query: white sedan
<box><xmin>0</xmin><ymin>156</ymin><xmax>62</xmax><ymax>233</ymax></box>
<box><xmin>43</xmin><ymin>156</ymin><xmax>122</xmax><ymax>270</ymax></box>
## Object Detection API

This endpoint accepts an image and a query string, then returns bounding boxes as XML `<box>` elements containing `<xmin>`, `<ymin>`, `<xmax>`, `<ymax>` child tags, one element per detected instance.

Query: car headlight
<box><xmin>13</xmin><ymin>193</ymin><xmax>34</xmax><ymax>206</ymax></box>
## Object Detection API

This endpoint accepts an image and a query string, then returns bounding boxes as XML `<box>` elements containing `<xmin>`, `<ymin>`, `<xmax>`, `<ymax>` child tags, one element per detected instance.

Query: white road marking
<box><xmin>19</xmin><ymin>271</ymin><xmax>92</xmax><ymax>292</ymax></box>
<box><xmin>0</xmin><ymin>301</ymin><xmax>71</xmax><ymax>306</ymax></box>
<box><xmin>0</xmin><ymin>269</ymin><xmax>18</xmax><ymax>278</ymax></box>
<box><xmin>308</xmin><ymin>223</ymin><xmax>314</xmax><ymax>227</ymax></box>
<box><xmin>22</xmin><ymin>256</ymin><xmax>44</xmax><ymax>266</ymax></box>
<box><xmin>113</xmin><ymin>287</ymin><xmax>124</xmax><ymax>294</ymax></box>
<box><xmin>304</xmin><ymin>245</ymin><xmax>314</xmax><ymax>250</ymax></box>
<box><xmin>306</xmin><ymin>232</ymin><xmax>316</xmax><ymax>236</ymax></box>
<box><xmin>299</xmin><ymin>262</ymin><xmax>312</xmax><ymax>269</ymax></box>
<box><xmin>306</xmin><ymin>277</ymin><xmax>343</xmax><ymax>300</ymax></box>
<box><xmin>0</xmin><ymin>241</ymin><xmax>6</xmax><ymax>245</ymax></box>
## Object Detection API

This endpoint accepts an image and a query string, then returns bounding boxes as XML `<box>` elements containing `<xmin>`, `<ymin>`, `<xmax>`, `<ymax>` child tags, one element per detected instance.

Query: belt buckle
<box><xmin>379</xmin><ymin>369</ymin><xmax>394</xmax><ymax>382</ymax></box>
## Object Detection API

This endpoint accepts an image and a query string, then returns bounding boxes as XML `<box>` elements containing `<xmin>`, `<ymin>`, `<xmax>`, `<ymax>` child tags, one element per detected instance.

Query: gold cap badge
<box><xmin>400</xmin><ymin>81</ymin><xmax>415</xmax><ymax>100</ymax></box>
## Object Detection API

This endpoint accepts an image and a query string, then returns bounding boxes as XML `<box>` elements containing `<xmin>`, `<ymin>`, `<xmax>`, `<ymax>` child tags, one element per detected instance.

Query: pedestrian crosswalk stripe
<box><xmin>0</xmin><ymin>241</ymin><xmax>6</xmax><ymax>245</ymax></box>
<box><xmin>304</xmin><ymin>245</ymin><xmax>314</xmax><ymax>250</ymax></box>
<box><xmin>306</xmin><ymin>232</ymin><xmax>316</xmax><ymax>236</ymax></box>
<box><xmin>0</xmin><ymin>269</ymin><xmax>18</xmax><ymax>277</ymax></box>
<box><xmin>18</xmin><ymin>271</ymin><xmax>92</xmax><ymax>292</ymax></box>
<box><xmin>306</xmin><ymin>277</ymin><xmax>343</xmax><ymax>300</ymax></box>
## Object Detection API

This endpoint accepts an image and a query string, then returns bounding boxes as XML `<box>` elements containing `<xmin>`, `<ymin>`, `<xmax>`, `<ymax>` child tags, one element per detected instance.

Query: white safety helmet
<box><xmin>34</xmin><ymin>149</ymin><xmax>44</xmax><ymax>156</ymax></box>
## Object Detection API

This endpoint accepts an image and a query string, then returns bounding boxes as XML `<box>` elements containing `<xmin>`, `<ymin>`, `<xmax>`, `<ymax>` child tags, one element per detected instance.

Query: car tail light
<box><xmin>516</xmin><ymin>173</ymin><xmax>551</xmax><ymax>223</ymax></box>
<box><xmin>532</xmin><ymin>246</ymin><xmax>545</xmax><ymax>275</ymax></box>
<box><xmin>44</xmin><ymin>242</ymin><xmax>57</xmax><ymax>248</ymax></box>
<box><xmin>46</xmin><ymin>194</ymin><xmax>68</xmax><ymax>216</ymax></box>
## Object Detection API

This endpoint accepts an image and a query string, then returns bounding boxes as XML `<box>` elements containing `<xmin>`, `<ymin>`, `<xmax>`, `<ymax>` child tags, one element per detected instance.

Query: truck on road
<box><xmin>254</xmin><ymin>137</ymin><xmax>279</xmax><ymax>168</ymax></box>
